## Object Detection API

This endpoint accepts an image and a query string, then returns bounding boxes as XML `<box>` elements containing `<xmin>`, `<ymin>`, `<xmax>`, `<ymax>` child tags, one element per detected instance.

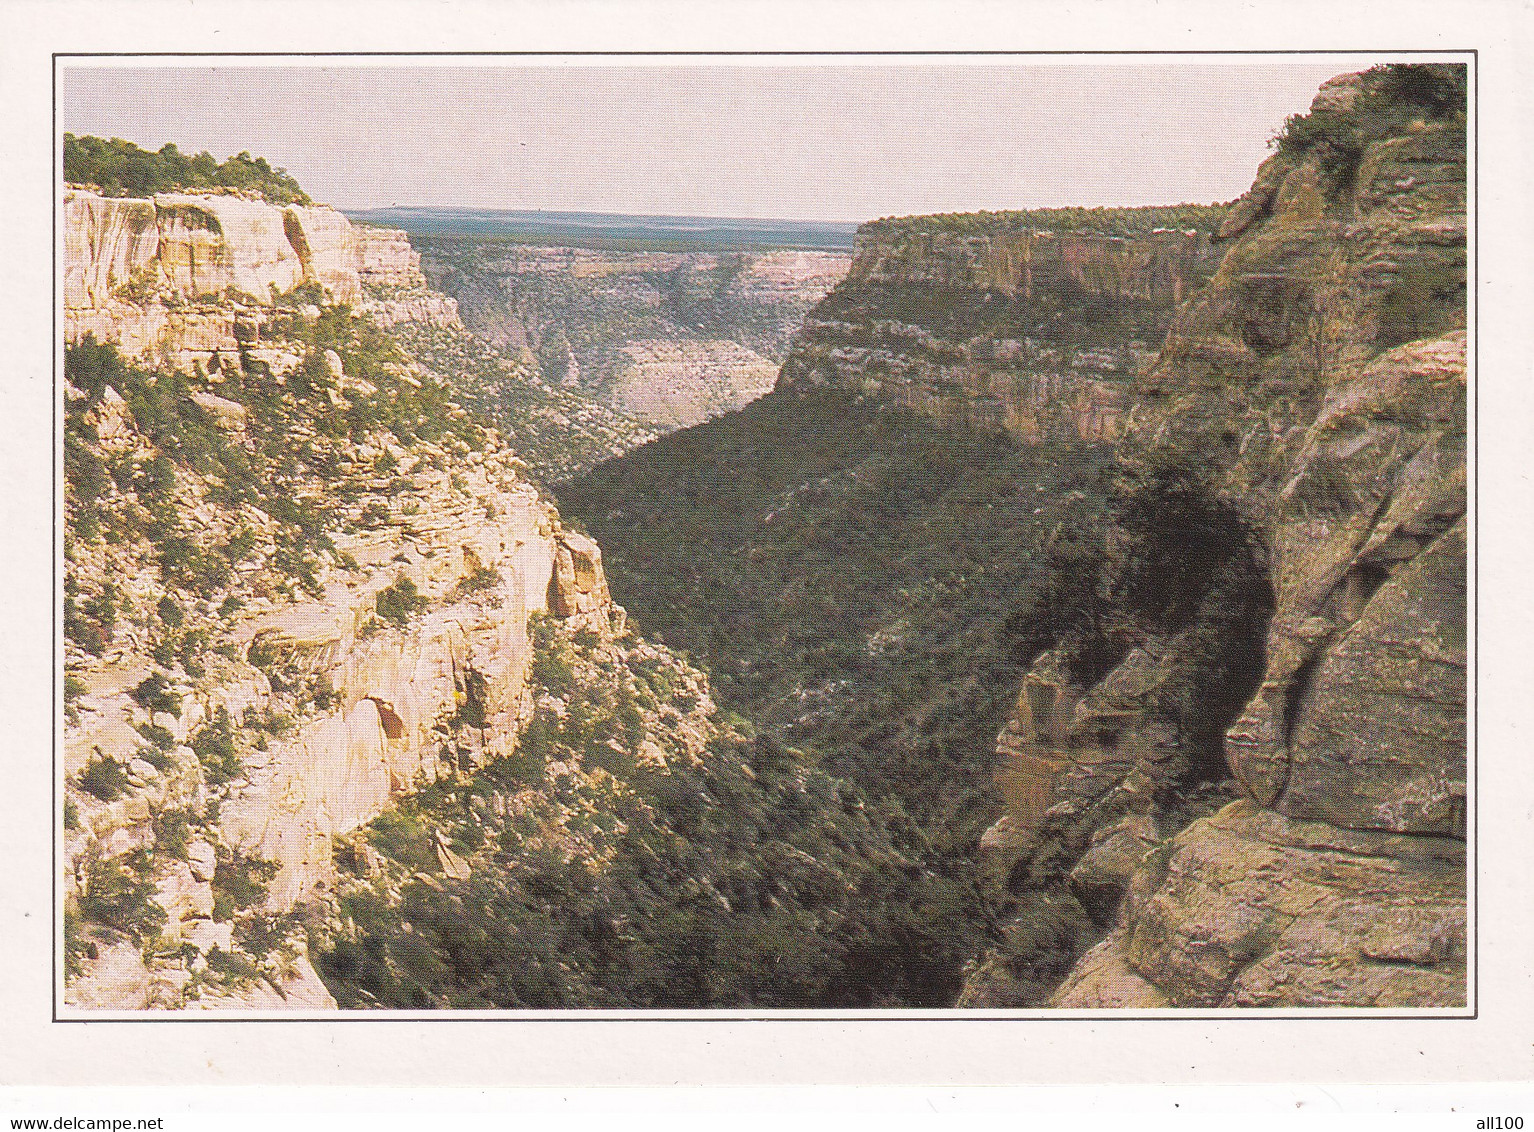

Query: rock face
<box><xmin>777</xmin><ymin>219</ymin><xmax>1223</xmax><ymax>445</ymax></box>
<box><xmin>608</xmin><ymin>338</ymin><xmax>781</xmax><ymax>429</ymax></box>
<box><xmin>354</xmin><ymin>224</ymin><xmax>427</xmax><ymax>288</ymax></box>
<box><xmin>284</xmin><ymin>206</ymin><xmax>363</xmax><ymax>305</ymax></box>
<box><xmin>1052</xmin><ymin>801</ymin><xmax>1465</xmax><ymax>1008</ymax></box>
<box><xmin>211</xmin><ymin>489</ymin><xmax>605</xmax><ymax>912</ymax></box>
<box><xmin>63</xmin><ymin>193</ymin><xmax>161</xmax><ymax>308</ymax></box>
<box><xmin>152</xmin><ymin>193</ymin><xmax>306</xmax><ymax>299</ymax></box>
<box><xmin>963</xmin><ymin>67</ymin><xmax>1469</xmax><ymax>1008</ymax></box>
<box><xmin>62</xmin><ymin>189</ymin><xmax>423</xmax><ymax>364</ymax></box>
<box><xmin>419</xmin><ymin>242</ymin><xmax>850</xmax><ymax>431</ymax></box>
<box><xmin>61</xmin><ymin>178</ymin><xmax>618</xmax><ymax>1010</ymax></box>
<box><xmin>64</xmin><ymin>400</ymin><xmax>614</xmax><ymax>1002</ymax></box>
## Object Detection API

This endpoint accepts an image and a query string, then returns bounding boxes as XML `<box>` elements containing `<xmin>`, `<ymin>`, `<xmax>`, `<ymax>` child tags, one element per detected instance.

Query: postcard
<box><xmin>2</xmin><ymin>0</ymin><xmax>1529</xmax><ymax>1090</ymax></box>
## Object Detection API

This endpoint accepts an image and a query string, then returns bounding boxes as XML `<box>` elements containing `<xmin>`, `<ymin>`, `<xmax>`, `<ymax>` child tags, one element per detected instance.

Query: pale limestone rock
<box><xmin>154</xmin><ymin>192</ymin><xmax>305</xmax><ymax>299</ymax></box>
<box><xmin>283</xmin><ymin>204</ymin><xmax>363</xmax><ymax>304</ymax></box>
<box><xmin>63</xmin><ymin>189</ymin><xmax>371</xmax><ymax>363</ymax></box>
<box><xmin>62</xmin><ymin>191</ymin><xmax>160</xmax><ymax>308</ymax></box>
<box><xmin>362</xmin><ymin>291</ymin><xmax>463</xmax><ymax>330</ymax></box>
<box><xmin>1051</xmin><ymin>803</ymin><xmax>1465</xmax><ymax>1008</ymax></box>
<box><xmin>353</xmin><ymin>225</ymin><xmax>424</xmax><ymax>287</ymax></box>
<box><xmin>1047</xmin><ymin>938</ymin><xmax>1169</xmax><ymax>1009</ymax></box>
<box><xmin>64</xmin><ymin>942</ymin><xmax>155</xmax><ymax>1011</ymax></box>
<box><xmin>435</xmin><ymin>830</ymin><xmax>471</xmax><ymax>880</ymax></box>
<box><xmin>187</xmin><ymin>954</ymin><xmax>339</xmax><ymax>1012</ymax></box>
<box><xmin>152</xmin><ymin>861</ymin><xmax>215</xmax><ymax>931</ymax></box>
<box><xmin>1068</xmin><ymin>813</ymin><xmax>1159</xmax><ymax>921</ymax></box>
<box><xmin>183</xmin><ymin>918</ymin><xmax>233</xmax><ymax>954</ymax></box>
<box><xmin>186</xmin><ymin>839</ymin><xmax>217</xmax><ymax>881</ymax></box>
<box><xmin>610</xmin><ymin>338</ymin><xmax>780</xmax><ymax>429</ymax></box>
<box><xmin>189</xmin><ymin>389</ymin><xmax>248</xmax><ymax>426</ymax></box>
<box><xmin>209</xmin><ymin>498</ymin><xmax>585</xmax><ymax>913</ymax></box>
<box><xmin>549</xmin><ymin>531</ymin><xmax>610</xmax><ymax>618</ymax></box>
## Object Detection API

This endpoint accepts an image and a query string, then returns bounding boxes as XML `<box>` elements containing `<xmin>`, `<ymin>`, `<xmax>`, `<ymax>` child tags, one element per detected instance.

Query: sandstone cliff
<box><xmin>63</xmin><ymin>186</ymin><xmax>446</xmax><ymax>369</ymax></box>
<box><xmin>776</xmin><ymin>210</ymin><xmax>1225</xmax><ymax>444</ymax></box>
<box><xmin>955</xmin><ymin>65</ymin><xmax>1468</xmax><ymax>1008</ymax></box>
<box><xmin>61</xmin><ymin>182</ymin><xmax>618</xmax><ymax>1010</ymax></box>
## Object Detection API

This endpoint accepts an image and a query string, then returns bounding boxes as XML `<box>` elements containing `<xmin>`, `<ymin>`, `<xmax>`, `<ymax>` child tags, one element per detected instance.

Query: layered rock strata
<box><xmin>419</xmin><ymin>242</ymin><xmax>849</xmax><ymax>431</ymax></box>
<box><xmin>777</xmin><ymin>222</ymin><xmax>1223</xmax><ymax>444</ymax></box>
<box><xmin>63</xmin><ymin>188</ymin><xmax>434</xmax><ymax>368</ymax></box>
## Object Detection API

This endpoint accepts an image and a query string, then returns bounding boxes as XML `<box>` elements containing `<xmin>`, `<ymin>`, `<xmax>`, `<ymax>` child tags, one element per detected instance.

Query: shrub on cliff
<box><xmin>64</xmin><ymin>134</ymin><xmax>311</xmax><ymax>204</ymax></box>
<box><xmin>191</xmin><ymin>708</ymin><xmax>243</xmax><ymax>785</ymax></box>
<box><xmin>376</xmin><ymin>577</ymin><xmax>428</xmax><ymax>627</ymax></box>
<box><xmin>1270</xmin><ymin>63</ymin><xmax>1467</xmax><ymax>179</ymax></box>
<box><xmin>76</xmin><ymin>753</ymin><xmax>129</xmax><ymax>802</ymax></box>
<box><xmin>78</xmin><ymin>850</ymin><xmax>166</xmax><ymax>942</ymax></box>
<box><xmin>129</xmin><ymin>670</ymin><xmax>182</xmax><ymax>717</ymax></box>
<box><xmin>210</xmin><ymin>849</ymin><xmax>280</xmax><ymax>922</ymax></box>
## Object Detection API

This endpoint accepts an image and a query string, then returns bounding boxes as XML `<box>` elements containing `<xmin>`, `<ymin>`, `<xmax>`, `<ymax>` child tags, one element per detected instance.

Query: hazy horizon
<box><xmin>59</xmin><ymin>58</ymin><xmax>1397</xmax><ymax>222</ymax></box>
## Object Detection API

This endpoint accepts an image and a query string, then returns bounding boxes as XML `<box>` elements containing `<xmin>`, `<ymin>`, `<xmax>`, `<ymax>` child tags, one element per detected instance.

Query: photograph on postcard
<box><xmin>55</xmin><ymin>55</ymin><xmax>1469</xmax><ymax>1015</ymax></box>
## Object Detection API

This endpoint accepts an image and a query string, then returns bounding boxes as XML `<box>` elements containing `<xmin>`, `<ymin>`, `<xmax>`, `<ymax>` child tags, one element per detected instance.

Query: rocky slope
<box><xmin>420</xmin><ymin>241</ymin><xmax>849</xmax><ymax>429</ymax></box>
<box><xmin>61</xmin><ymin>181</ymin><xmax>632</xmax><ymax>1009</ymax></box>
<box><xmin>954</xmin><ymin>65</ymin><xmax>1468</xmax><ymax>1008</ymax></box>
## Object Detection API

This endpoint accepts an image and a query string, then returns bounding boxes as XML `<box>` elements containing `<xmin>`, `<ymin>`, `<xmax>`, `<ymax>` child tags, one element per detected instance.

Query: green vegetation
<box><xmin>319</xmin><ymin>622</ymin><xmax>990</xmax><ymax>1008</ymax></box>
<box><xmin>64</xmin><ymin>134</ymin><xmax>311</xmax><ymax>204</ymax></box>
<box><xmin>63</xmin><ymin>320</ymin><xmax>490</xmax><ymax>617</ymax></box>
<box><xmin>554</xmin><ymin>387</ymin><xmax>1274</xmax><ymax>1003</ymax></box>
<box><xmin>375</xmin><ymin>577</ymin><xmax>428</xmax><ymax>626</ymax></box>
<box><xmin>865</xmin><ymin>203</ymin><xmax>1229</xmax><ymax>241</ymax></box>
<box><xmin>449</xmin><ymin>565</ymin><xmax>502</xmax><ymax>601</ymax></box>
<box><xmin>1376</xmin><ymin>255</ymin><xmax>1465</xmax><ymax>349</ymax></box>
<box><xmin>78</xmin><ymin>850</ymin><xmax>166</xmax><ymax>942</ymax></box>
<box><xmin>128</xmin><ymin>671</ymin><xmax>182</xmax><ymax>717</ymax></box>
<box><xmin>381</xmin><ymin>315</ymin><xmax>655</xmax><ymax>485</ymax></box>
<box><xmin>211</xmin><ymin>849</ymin><xmax>280</xmax><ymax>922</ymax></box>
<box><xmin>76</xmin><ymin>753</ymin><xmax>129</xmax><ymax>802</ymax></box>
<box><xmin>558</xmin><ymin>388</ymin><xmax>1114</xmax><ymax>837</ymax></box>
<box><xmin>153</xmin><ymin>807</ymin><xmax>195</xmax><ymax>859</ymax></box>
<box><xmin>1269</xmin><ymin>64</ymin><xmax>1467</xmax><ymax>179</ymax></box>
<box><xmin>191</xmin><ymin>707</ymin><xmax>243</xmax><ymax>785</ymax></box>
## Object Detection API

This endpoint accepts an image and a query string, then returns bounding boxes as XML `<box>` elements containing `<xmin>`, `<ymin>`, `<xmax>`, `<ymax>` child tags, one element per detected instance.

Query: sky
<box><xmin>57</xmin><ymin>58</ymin><xmax>1392</xmax><ymax>222</ymax></box>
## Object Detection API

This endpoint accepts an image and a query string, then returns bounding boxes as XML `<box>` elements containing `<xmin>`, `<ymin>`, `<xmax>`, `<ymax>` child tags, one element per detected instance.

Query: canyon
<box><xmin>567</xmin><ymin>65</ymin><xmax>1468</xmax><ymax>1009</ymax></box>
<box><xmin>59</xmin><ymin>62</ymin><xmax>1467</xmax><ymax>1012</ymax></box>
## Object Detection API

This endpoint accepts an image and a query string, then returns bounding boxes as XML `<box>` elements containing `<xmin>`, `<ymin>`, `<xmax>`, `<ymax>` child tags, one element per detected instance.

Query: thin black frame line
<box><xmin>52</xmin><ymin>49</ymin><xmax>1474</xmax><ymax>59</ymax></box>
<box><xmin>50</xmin><ymin>47</ymin><xmax>1479</xmax><ymax>1024</ymax></box>
<box><xmin>1469</xmin><ymin>51</ymin><xmax>1480</xmax><ymax>1020</ymax></box>
<box><xmin>49</xmin><ymin>1008</ymin><xmax>1479</xmax><ymax>1025</ymax></box>
<box><xmin>51</xmin><ymin>51</ymin><xmax>59</xmax><ymax>1025</ymax></box>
